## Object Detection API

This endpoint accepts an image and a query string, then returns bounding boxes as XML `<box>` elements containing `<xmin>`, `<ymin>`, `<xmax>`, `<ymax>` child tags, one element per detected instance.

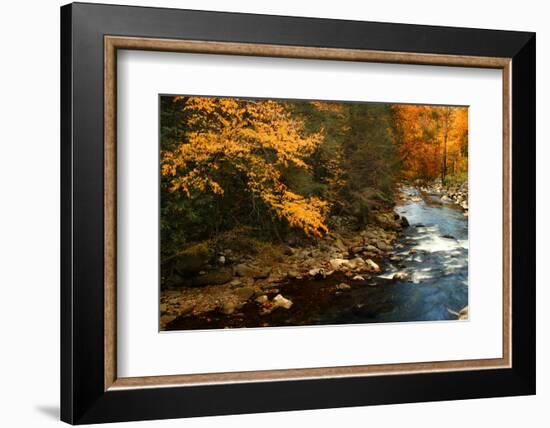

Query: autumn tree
<box><xmin>161</xmin><ymin>96</ymin><xmax>329</xmax><ymax>240</ymax></box>
<box><xmin>393</xmin><ymin>104</ymin><xmax>468</xmax><ymax>184</ymax></box>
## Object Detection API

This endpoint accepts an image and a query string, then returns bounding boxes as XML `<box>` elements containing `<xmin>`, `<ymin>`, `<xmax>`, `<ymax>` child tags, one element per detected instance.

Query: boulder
<box><xmin>234</xmin><ymin>263</ymin><xmax>271</xmax><ymax>279</ymax></box>
<box><xmin>192</xmin><ymin>270</ymin><xmax>233</xmax><ymax>287</ymax></box>
<box><xmin>329</xmin><ymin>258</ymin><xmax>349</xmax><ymax>271</ymax></box>
<box><xmin>364</xmin><ymin>259</ymin><xmax>380</xmax><ymax>273</ymax></box>
<box><xmin>348</xmin><ymin>257</ymin><xmax>367</xmax><ymax>270</ymax></box>
<box><xmin>172</xmin><ymin>243</ymin><xmax>212</xmax><ymax>274</ymax></box>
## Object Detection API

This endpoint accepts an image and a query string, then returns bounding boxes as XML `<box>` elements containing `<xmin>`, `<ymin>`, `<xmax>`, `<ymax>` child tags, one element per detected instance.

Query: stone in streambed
<box><xmin>220</xmin><ymin>301</ymin><xmax>237</xmax><ymax>315</ymax></box>
<box><xmin>233</xmin><ymin>286</ymin><xmax>255</xmax><ymax>300</ymax></box>
<box><xmin>329</xmin><ymin>258</ymin><xmax>350</xmax><ymax>271</ymax></box>
<box><xmin>272</xmin><ymin>294</ymin><xmax>293</xmax><ymax>309</ymax></box>
<box><xmin>286</xmin><ymin>270</ymin><xmax>301</xmax><ymax>280</ymax></box>
<box><xmin>375</xmin><ymin>240</ymin><xmax>392</xmax><ymax>252</ymax></box>
<box><xmin>255</xmin><ymin>295</ymin><xmax>268</xmax><ymax>304</ymax></box>
<box><xmin>192</xmin><ymin>270</ymin><xmax>233</xmax><ymax>286</ymax></box>
<box><xmin>260</xmin><ymin>294</ymin><xmax>293</xmax><ymax>315</ymax></box>
<box><xmin>364</xmin><ymin>259</ymin><xmax>380</xmax><ymax>273</ymax></box>
<box><xmin>441</xmin><ymin>234</ymin><xmax>456</xmax><ymax>240</ymax></box>
<box><xmin>392</xmin><ymin>272</ymin><xmax>412</xmax><ymax>281</ymax></box>
<box><xmin>160</xmin><ymin>315</ymin><xmax>177</xmax><ymax>327</ymax></box>
<box><xmin>176</xmin><ymin>302</ymin><xmax>195</xmax><ymax>317</ymax></box>
<box><xmin>309</xmin><ymin>267</ymin><xmax>328</xmax><ymax>279</ymax></box>
<box><xmin>234</xmin><ymin>263</ymin><xmax>271</xmax><ymax>279</ymax></box>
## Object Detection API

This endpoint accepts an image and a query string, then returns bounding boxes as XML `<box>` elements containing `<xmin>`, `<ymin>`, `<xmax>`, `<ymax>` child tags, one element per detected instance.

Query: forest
<box><xmin>159</xmin><ymin>95</ymin><xmax>469</xmax><ymax>330</ymax></box>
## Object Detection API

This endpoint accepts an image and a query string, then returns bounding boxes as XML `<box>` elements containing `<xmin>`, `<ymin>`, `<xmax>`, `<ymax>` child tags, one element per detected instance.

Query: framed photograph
<box><xmin>61</xmin><ymin>2</ymin><xmax>535</xmax><ymax>424</ymax></box>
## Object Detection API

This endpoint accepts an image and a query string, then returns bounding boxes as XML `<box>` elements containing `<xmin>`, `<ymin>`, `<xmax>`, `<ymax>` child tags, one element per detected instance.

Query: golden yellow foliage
<box><xmin>161</xmin><ymin>97</ymin><xmax>329</xmax><ymax>237</ymax></box>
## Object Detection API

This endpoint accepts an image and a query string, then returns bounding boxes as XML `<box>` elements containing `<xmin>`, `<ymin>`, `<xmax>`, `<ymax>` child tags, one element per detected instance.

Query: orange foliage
<box><xmin>161</xmin><ymin>97</ymin><xmax>329</xmax><ymax>237</ymax></box>
<box><xmin>393</xmin><ymin>105</ymin><xmax>468</xmax><ymax>181</ymax></box>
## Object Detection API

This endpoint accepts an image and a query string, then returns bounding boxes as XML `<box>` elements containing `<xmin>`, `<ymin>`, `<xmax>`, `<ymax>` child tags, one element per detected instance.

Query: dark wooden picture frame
<box><xmin>61</xmin><ymin>2</ymin><xmax>535</xmax><ymax>424</ymax></box>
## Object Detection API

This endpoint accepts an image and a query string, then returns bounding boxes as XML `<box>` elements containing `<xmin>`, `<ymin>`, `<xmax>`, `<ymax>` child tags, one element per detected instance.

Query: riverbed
<box><xmin>166</xmin><ymin>186</ymin><xmax>469</xmax><ymax>330</ymax></box>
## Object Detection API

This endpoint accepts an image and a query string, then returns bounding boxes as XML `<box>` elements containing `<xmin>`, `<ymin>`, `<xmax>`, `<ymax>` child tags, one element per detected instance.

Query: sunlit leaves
<box><xmin>161</xmin><ymin>97</ymin><xmax>329</xmax><ymax>237</ymax></box>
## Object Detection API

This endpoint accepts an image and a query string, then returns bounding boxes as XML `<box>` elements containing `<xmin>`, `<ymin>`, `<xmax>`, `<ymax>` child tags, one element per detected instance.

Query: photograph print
<box><xmin>159</xmin><ymin>95</ymin><xmax>469</xmax><ymax>331</ymax></box>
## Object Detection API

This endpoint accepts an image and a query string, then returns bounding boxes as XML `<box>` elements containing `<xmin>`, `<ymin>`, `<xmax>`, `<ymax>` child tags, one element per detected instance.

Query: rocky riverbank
<box><xmin>160</xmin><ymin>180</ymin><xmax>470</xmax><ymax>330</ymax></box>
<box><xmin>160</xmin><ymin>209</ymin><xmax>410</xmax><ymax>329</ymax></box>
<box><xmin>419</xmin><ymin>180</ymin><xmax>468</xmax><ymax>213</ymax></box>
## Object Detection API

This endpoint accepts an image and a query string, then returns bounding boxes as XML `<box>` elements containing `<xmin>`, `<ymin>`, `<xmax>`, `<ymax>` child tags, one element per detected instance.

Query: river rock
<box><xmin>160</xmin><ymin>315</ymin><xmax>177</xmax><ymax>327</ymax></box>
<box><xmin>376</xmin><ymin>240</ymin><xmax>392</xmax><ymax>252</ymax></box>
<box><xmin>348</xmin><ymin>257</ymin><xmax>366</xmax><ymax>271</ymax></box>
<box><xmin>334</xmin><ymin>238</ymin><xmax>347</xmax><ymax>252</ymax></box>
<box><xmin>172</xmin><ymin>244</ymin><xmax>212</xmax><ymax>274</ymax></box>
<box><xmin>350</xmin><ymin>245</ymin><xmax>365</xmax><ymax>254</ymax></box>
<box><xmin>364</xmin><ymin>259</ymin><xmax>380</xmax><ymax>272</ymax></box>
<box><xmin>352</xmin><ymin>275</ymin><xmax>365</xmax><ymax>281</ymax></box>
<box><xmin>229</xmin><ymin>279</ymin><xmax>242</xmax><ymax>287</ymax></box>
<box><xmin>336</xmin><ymin>283</ymin><xmax>351</xmax><ymax>290</ymax></box>
<box><xmin>272</xmin><ymin>294</ymin><xmax>293</xmax><ymax>309</ymax></box>
<box><xmin>192</xmin><ymin>270</ymin><xmax>233</xmax><ymax>287</ymax></box>
<box><xmin>179</xmin><ymin>302</ymin><xmax>195</xmax><ymax>316</ymax></box>
<box><xmin>363</xmin><ymin>244</ymin><xmax>381</xmax><ymax>254</ymax></box>
<box><xmin>400</xmin><ymin>216</ymin><xmax>410</xmax><ymax>228</ymax></box>
<box><xmin>234</xmin><ymin>286</ymin><xmax>255</xmax><ymax>300</ymax></box>
<box><xmin>255</xmin><ymin>295</ymin><xmax>268</xmax><ymax>304</ymax></box>
<box><xmin>234</xmin><ymin>263</ymin><xmax>271</xmax><ymax>279</ymax></box>
<box><xmin>309</xmin><ymin>267</ymin><xmax>327</xmax><ymax>279</ymax></box>
<box><xmin>329</xmin><ymin>258</ymin><xmax>350</xmax><ymax>271</ymax></box>
<box><xmin>286</xmin><ymin>270</ymin><xmax>301</xmax><ymax>280</ymax></box>
<box><xmin>283</xmin><ymin>246</ymin><xmax>295</xmax><ymax>256</ymax></box>
<box><xmin>392</xmin><ymin>272</ymin><xmax>412</xmax><ymax>281</ymax></box>
<box><xmin>220</xmin><ymin>301</ymin><xmax>237</xmax><ymax>315</ymax></box>
<box><xmin>441</xmin><ymin>234</ymin><xmax>456</xmax><ymax>240</ymax></box>
<box><xmin>261</xmin><ymin>294</ymin><xmax>293</xmax><ymax>315</ymax></box>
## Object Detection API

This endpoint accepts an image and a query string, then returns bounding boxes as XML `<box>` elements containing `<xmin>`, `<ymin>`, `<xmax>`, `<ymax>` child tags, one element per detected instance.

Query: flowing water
<box><xmin>370</xmin><ymin>186</ymin><xmax>469</xmax><ymax>322</ymax></box>
<box><xmin>296</xmin><ymin>185</ymin><xmax>469</xmax><ymax>325</ymax></box>
<box><xmin>166</xmin><ymin>186</ymin><xmax>469</xmax><ymax>330</ymax></box>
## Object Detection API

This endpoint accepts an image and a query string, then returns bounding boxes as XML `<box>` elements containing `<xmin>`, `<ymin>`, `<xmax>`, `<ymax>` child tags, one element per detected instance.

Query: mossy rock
<box><xmin>191</xmin><ymin>270</ymin><xmax>233</xmax><ymax>287</ymax></box>
<box><xmin>172</xmin><ymin>242</ymin><xmax>213</xmax><ymax>274</ymax></box>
